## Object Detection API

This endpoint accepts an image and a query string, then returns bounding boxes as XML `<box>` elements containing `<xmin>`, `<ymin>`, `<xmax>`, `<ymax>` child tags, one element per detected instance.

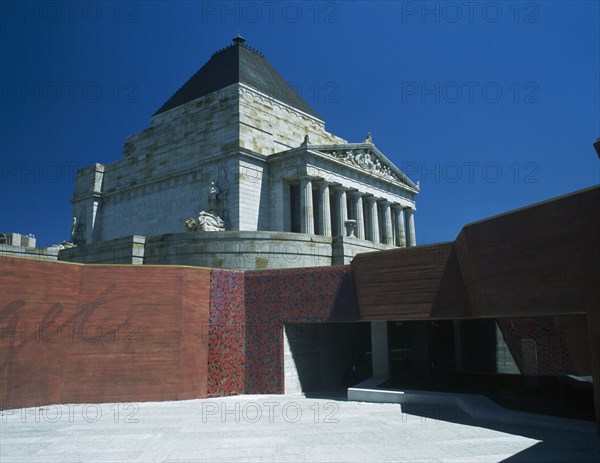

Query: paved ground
<box><xmin>1</xmin><ymin>394</ymin><xmax>599</xmax><ymax>462</ymax></box>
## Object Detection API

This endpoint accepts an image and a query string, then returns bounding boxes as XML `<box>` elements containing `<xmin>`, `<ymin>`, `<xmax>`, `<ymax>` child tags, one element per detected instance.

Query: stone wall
<box><xmin>144</xmin><ymin>231</ymin><xmax>333</xmax><ymax>270</ymax></box>
<box><xmin>0</xmin><ymin>244</ymin><xmax>59</xmax><ymax>262</ymax></box>
<box><xmin>332</xmin><ymin>235</ymin><xmax>397</xmax><ymax>265</ymax></box>
<box><xmin>238</xmin><ymin>157</ymin><xmax>269</xmax><ymax>231</ymax></box>
<box><xmin>59</xmin><ymin>231</ymin><xmax>398</xmax><ymax>270</ymax></box>
<box><xmin>59</xmin><ymin>236</ymin><xmax>145</xmax><ymax>265</ymax></box>
<box><xmin>238</xmin><ymin>84</ymin><xmax>345</xmax><ymax>154</ymax></box>
<box><xmin>71</xmin><ymin>84</ymin><xmax>241</xmax><ymax>243</ymax></box>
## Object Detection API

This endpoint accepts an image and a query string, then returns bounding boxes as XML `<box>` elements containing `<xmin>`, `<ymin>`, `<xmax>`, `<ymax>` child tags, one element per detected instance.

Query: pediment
<box><xmin>307</xmin><ymin>143</ymin><xmax>419</xmax><ymax>190</ymax></box>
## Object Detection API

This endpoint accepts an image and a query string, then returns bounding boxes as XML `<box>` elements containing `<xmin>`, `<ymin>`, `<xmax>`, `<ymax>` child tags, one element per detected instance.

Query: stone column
<box><xmin>366</xmin><ymin>197</ymin><xmax>380</xmax><ymax>243</ymax></box>
<box><xmin>405</xmin><ymin>207</ymin><xmax>416</xmax><ymax>246</ymax></box>
<box><xmin>300</xmin><ymin>177</ymin><xmax>314</xmax><ymax>235</ymax></box>
<box><xmin>393</xmin><ymin>205</ymin><xmax>406</xmax><ymax>247</ymax></box>
<box><xmin>334</xmin><ymin>187</ymin><xmax>348</xmax><ymax>236</ymax></box>
<box><xmin>318</xmin><ymin>181</ymin><xmax>332</xmax><ymax>237</ymax></box>
<box><xmin>371</xmin><ymin>321</ymin><xmax>389</xmax><ymax>377</ymax></box>
<box><xmin>391</xmin><ymin>208</ymin><xmax>397</xmax><ymax>246</ymax></box>
<box><xmin>381</xmin><ymin>201</ymin><xmax>393</xmax><ymax>245</ymax></box>
<box><xmin>350</xmin><ymin>192</ymin><xmax>365</xmax><ymax>239</ymax></box>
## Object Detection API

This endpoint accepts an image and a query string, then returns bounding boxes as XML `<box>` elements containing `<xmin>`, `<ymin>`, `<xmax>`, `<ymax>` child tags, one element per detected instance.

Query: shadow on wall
<box><xmin>285</xmin><ymin>323</ymin><xmax>372</xmax><ymax>394</ymax></box>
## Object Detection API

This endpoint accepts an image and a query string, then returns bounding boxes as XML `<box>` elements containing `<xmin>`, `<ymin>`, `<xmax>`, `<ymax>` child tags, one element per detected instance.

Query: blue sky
<box><xmin>1</xmin><ymin>0</ymin><xmax>598</xmax><ymax>248</ymax></box>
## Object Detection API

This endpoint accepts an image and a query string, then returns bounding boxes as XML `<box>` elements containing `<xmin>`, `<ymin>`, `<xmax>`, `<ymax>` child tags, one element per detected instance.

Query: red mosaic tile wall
<box><xmin>207</xmin><ymin>270</ymin><xmax>246</xmax><ymax>397</ymax></box>
<box><xmin>244</xmin><ymin>266</ymin><xmax>358</xmax><ymax>394</ymax></box>
<box><xmin>497</xmin><ymin>316</ymin><xmax>591</xmax><ymax>376</ymax></box>
<box><xmin>208</xmin><ymin>265</ymin><xmax>358</xmax><ymax>395</ymax></box>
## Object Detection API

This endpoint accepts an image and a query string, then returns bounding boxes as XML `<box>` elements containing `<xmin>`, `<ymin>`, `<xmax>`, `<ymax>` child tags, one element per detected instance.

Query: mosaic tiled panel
<box><xmin>208</xmin><ymin>266</ymin><xmax>358</xmax><ymax>396</ymax></box>
<box><xmin>207</xmin><ymin>270</ymin><xmax>246</xmax><ymax>397</ymax></box>
<box><xmin>243</xmin><ymin>266</ymin><xmax>358</xmax><ymax>394</ymax></box>
<box><xmin>497</xmin><ymin>316</ymin><xmax>590</xmax><ymax>376</ymax></box>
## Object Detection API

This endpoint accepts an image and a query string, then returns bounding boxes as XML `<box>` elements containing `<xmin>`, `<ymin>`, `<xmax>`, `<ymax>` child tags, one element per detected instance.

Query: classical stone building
<box><xmin>62</xmin><ymin>37</ymin><xmax>419</xmax><ymax>269</ymax></box>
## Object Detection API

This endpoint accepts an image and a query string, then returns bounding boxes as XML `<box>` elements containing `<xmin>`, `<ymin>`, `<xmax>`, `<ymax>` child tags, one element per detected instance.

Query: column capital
<box><xmin>348</xmin><ymin>190</ymin><xmax>363</xmax><ymax>199</ymax></box>
<box><xmin>378</xmin><ymin>199</ymin><xmax>392</xmax><ymax>206</ymax></box>
<box><xmin>364</xmin><ymin>195</ymin><xmax>378</xmax><ymax>205</ymax></box>
<box><xmin>403</xmin><ymin>205</ymin><xmax>415</xmax><ymax>212</ymax></box>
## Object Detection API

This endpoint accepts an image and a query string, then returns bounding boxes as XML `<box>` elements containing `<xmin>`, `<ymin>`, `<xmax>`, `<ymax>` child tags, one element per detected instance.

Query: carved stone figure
<box><xmin>364</xmin><ymin>153</ymin><xmax>374</xmax><ymax>170</ymax></box>
<box><xmin>70</xmin><ymin>216</ymin><xmax>85</xmax><ymax>245</ymax></box>
<box><xmin>322</xmin><ymin>147</ymin><xmax>401</xmax><ymax>182</ymax></box>
<box><xmin>70</xmin><ymin>217</ymin><xmax>77</xmax><ymax>241</ymax></box>
<box><xmin>198</xmin><ymin>211</ymin><xmax>225</xmax><ymax>231</ymax></box>
<box><xmin>208</xmin><ymin>182</ymin><xmax>221</xmax><ymax>213</ymax></box>
<box><xmin>186</xmin><ymin>211</ymin><xmax>225</xmax><ymax>232</ymax></box>
<box><xmin>374</xmin><ymin>159</ymin><xmax>382</xmax><ymax>173</ymax></box>
<box><xmin>185</xmin><ymin>218</ymin><xmax>199</xmax><ymax>231</ymax></box>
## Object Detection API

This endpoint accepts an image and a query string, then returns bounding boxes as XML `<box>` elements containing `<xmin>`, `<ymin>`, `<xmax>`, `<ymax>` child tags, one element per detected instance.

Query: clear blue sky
<box><xmin>1</xmin><ymin>1</ymin><xmax>598</xmax><ymax>247</ymax></box>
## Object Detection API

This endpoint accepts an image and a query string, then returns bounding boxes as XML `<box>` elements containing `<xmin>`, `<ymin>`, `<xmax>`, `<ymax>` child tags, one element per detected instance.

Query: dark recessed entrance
<box><xmin>384</xmin><ymin>319</ymin><xmax>594</xmax><ymax>421</ymax></box>
<box><xmin>284</xmin><ymin>322</ymin><xmax>372</xmax><ymax>396</ymax></box>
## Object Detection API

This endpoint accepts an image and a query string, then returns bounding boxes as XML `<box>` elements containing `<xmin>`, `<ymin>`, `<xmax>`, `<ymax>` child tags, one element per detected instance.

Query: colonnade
<box><xmin>298</xmin><ymin>177</ymin><xmax>416</xmax><ymax>247</ymax></box>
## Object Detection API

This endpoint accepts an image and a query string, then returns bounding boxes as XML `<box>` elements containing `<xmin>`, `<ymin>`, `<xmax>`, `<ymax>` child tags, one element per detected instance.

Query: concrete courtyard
<box><xmin>1</xmin><ymin>394</ymin><xmax>599</xmax><ymax>462</ymax></box>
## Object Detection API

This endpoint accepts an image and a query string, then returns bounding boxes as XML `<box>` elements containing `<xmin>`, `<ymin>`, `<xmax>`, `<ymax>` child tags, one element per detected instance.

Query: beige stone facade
<box><xmin>65</xmin><ymin>39</ymin><xmax>419</xmax><ymax>269</ymax></box>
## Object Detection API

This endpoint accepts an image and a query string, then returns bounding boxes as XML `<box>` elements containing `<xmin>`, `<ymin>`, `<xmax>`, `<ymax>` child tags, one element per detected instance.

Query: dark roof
<box><xmin>154</xmin><ymin>37</ymin><xmax>320</xmax><ymax>119</ymax></box>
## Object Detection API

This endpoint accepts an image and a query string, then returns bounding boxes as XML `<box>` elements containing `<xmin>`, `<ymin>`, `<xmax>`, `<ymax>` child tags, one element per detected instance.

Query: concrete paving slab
<box><xmin>1</xmin><ymin>394</ymin><xmax>599</xmax><ymax>462</ymax></box>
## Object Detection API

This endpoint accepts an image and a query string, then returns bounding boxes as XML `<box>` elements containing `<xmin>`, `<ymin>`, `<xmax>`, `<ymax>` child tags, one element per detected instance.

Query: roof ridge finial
<box><xmin>233</xmin><ymin>34</ymin><xmax>246</xmax><ymax>45</ymax></box>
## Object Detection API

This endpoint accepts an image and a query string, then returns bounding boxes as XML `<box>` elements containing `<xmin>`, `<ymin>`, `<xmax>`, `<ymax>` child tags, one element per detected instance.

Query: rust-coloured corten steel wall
<box><xmin>0</xmin><ymin>258</ymin><xmax>211</xmax><ymax>409</ymax></box>
<box><xmin>352</xmin><ymin>186</ymin><xmax>599</xmax><ymax>321</ymax></box>
<box><xmin>352</xmin><ymin>185</ymin><xmax>600</xmax><ymax>430</ymax></box>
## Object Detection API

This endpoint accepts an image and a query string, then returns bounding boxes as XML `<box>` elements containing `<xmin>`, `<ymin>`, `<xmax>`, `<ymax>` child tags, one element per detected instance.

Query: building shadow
<box><xmin>398</xmin><ymin>401</ymin><xmax>600</xmax><ymax>462</ymax></box>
